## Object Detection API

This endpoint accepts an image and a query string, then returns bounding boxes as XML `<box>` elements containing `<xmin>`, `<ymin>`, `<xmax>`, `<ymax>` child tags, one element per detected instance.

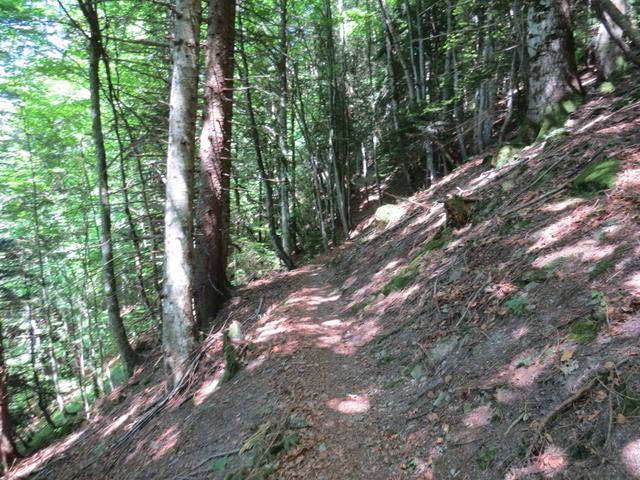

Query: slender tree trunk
<box><xmin>26</xmin><ymin>307</ymin><xmax>56</xmax><ymax>429</ymax></box>
<box><xmin>238</xmin><ymin>13</ymin><xmax>294</xmax><ymax>270</ymax></box>
<box><xmin>162</xmin><ymin>0</ymin><xmax>201</xmax><ymax>383</ymax></box>
<box><xmin>378</xmin><ymin>0</ymin><xmax>415</xmax><ymax>105</ymax></box>
<box><xmin>101</xmin><ymin>54</ymin><xmax>158</xmax><ymax>323</ymax></box>
<box><xmin>0</xmin><ymin>324</ymin><xmax>19</xmax><ymax>473</ymax></box>
<box><xmin>78</xmin><ymin>0</ymin><xmax>137</xmax><ymax>377</ymax></box>
<box><xmin>194</xmin><ymin>0</ymin><xmax>237</xmax><ymax>329</ymax></box>
<box><xmin>277</xmin><ymin>0</ymin><xmax>293</xmax><ymax>256</ymax></box>
<box><xmin>473</xmin><ymin>8</ymin><xmax>495</xmax><ymax>153</ymax></box>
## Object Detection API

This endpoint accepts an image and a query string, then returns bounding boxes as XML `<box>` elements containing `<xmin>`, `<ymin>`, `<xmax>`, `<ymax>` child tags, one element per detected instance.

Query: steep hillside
<box><xmin>9</xmin><ymin>82</ymin><xmax>640</xmax><ymax>480</ymax></box>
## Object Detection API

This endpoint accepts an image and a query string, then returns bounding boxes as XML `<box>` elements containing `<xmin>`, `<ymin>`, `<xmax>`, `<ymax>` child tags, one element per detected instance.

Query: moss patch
<box><xmin>537</xmin><ymin>93</ymin><xmax>584</xmax><ymax>140</ymax></box>
<box><xmin>493</xmin><ymin>145</ymin><xmax>520</xmax><ymax>169</ymax></box>
<box><xmin>621</xmin><ymin>385</ymin><xmax>640</xmax><ymax>415</ymax></box>
<box><xmin>381</xmin><ymin>231</ymin><xmax>449</xmax><ymax>295</ymax></box>
<box><xmin>374</xmin><ymin>204</ymin><xmax>406</xmax><ymax>227</ymax></box>
<box><xmin>589</xmin><ymin>258</ymin><xmax>614</xmax><ymax>280</ymax></box>
<box><xmin>572</xmin><ymin>159</ymin><xmax>621</xmax><ymax>195</ymax></box>
<box><xmin>478</xmin><ymin>447</ymin><xmax>498</xmax><ymax>470</ymax></box>
<box><xmin>221</xmin><ymin>330</ymin><xmax>240</xmax><ymax>384</ymax></box>
<box><xmin>570</xmin><ymin>318</ymin><xmax>602</xmax><ymax>344</ymax></box>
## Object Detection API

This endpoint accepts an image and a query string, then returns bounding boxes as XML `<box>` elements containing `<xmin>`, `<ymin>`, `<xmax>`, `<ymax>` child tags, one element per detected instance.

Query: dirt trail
<box><xmin>249</xmin><ymin>261</ymin><xmax>399</xmax><ymax>479</ymax></box>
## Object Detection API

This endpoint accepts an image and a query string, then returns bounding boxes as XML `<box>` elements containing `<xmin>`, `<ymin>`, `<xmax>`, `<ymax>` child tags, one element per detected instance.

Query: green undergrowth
<box><xmin>569</xmin><ymin>318</ymin><xmax>602</xmax><ymax>344</ymax></box>
<box><xmin>478</xmin><ymin>447</ymin><xmax>498</xmax><ymax>470</ymax></box>
<box><xmin>381</xmin><ymin>230</ymin><xmax>450</xmax><ymax>295</ymax></box>
<box><xmin>223</xmin><ymin>423</ymin><xmax>300</xmax><ymax>479</ymax></box>
<box><xmin>572</xmin><ymin>159</ymin><xmax>621</xmax><ymax>196</ymax></box>
<box><xmin>22</xmin><ymin>362</ymin><xmax>127</xmax><ymax>455</ymax></box>
<box><xmin>620</xmin><ymin>384</ymin><xmax>640</xmax><ymax>416</ymax></box>
<box><xmin>589</xmin><ymin>257</ymin><xmax>614</xmax><ymax>280</ymax></box>
<box><xmin>537</xmin><ymin>93</ymin><xmax>584</xmax><ymax>140</ymax></box>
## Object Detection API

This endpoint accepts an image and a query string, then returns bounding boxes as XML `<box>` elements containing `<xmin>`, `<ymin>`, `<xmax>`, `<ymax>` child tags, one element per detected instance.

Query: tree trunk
<box><xmin>593</xmin><ymin>0</ymin><xmax>640</xmax><ymax>50</ymax></box>
<box><xmin>593</xmin><ymin>0</ymin><xmax>640</xmax><ymax>72</ymax></box>
<box><xmin>238</xmin><ymin>12</ymin><xmax>294</xmax><ymax>270</ymax></box>
<box><xmin>473</xmin><ymin>8</ymin><xmax>495</xmax><ymax>153</ymax></box>
<box><xmin>595</xmin><ymin>0</ymin><xmax>629</xmax><ymax>79</ymax></box>
<box><xmin>27</xmin><ymin>308</ymin><xmax>56</xmax><ymax>429</ymax></box>
<box><xmin>162</xmin><ymin>0</ymin><xmax>201</xmax><ymax>384</ymax></box>
<box><xmin>78</xmin><ymin>0</ymin><xmax>137</xmax><ymax>377</ymax></box>
<box><xmin>0</xmin><ymin>324</ymin><xmax>19</xmax><ymax>473</ymax></box>
<box><xmin>276</xmin><ymin>0</ymin><xmax>293</xmax><ymax>257</ymax></box>
<box><xmin>378</xmin><ymin>0</ymin><xmax>415</xmax><ymax>105</ymax></box>
<box><xmin>525</xmin><ymin>0</ymin><xmax>582</xmax><ymax>127</ymax></box>
<box><xmin>194</xmin><ymin>0</ymin><xmax>237</xmax><ymax>329</ymax></box>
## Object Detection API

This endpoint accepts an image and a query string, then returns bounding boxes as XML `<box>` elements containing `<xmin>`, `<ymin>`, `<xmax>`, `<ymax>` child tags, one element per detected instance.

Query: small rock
<box><xmin>289</xmin><ymin>414</ymin><xmax>308</xmax><ymax>429</ymax></box>
<box><xmin>433</xmin><ymin>391</ymin><xmax>450</xmax><ymax>409</ymax></box>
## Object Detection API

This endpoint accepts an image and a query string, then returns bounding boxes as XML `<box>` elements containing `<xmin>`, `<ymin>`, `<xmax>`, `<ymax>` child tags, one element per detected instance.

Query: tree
<box><xmin>525</xmin><ymin>0</ymin><xmax>582</xmax><ymax>129</ymax></box>
<box><xmin>162</xmin><ymin>0</ymin><xmax>201</xmax><ymax>384</ymax></box>
<box><xmin>193</xmin><ymin>0</ymin><xmax>237</xmax><ymax>328</ymax></box>
<box><xmin>0</xmin><ymin>323</ymin><xmax>19</xmax><ymax>473</ymax></box>
<box><xmin>78</xmin><ymin>0</ymin><xmax>137</xmax><ymax>378</ymax></box>
<box><xmin>595</xmin><ymin>0</ymin><xmax>630</xmax><ymax>80</ymax></box>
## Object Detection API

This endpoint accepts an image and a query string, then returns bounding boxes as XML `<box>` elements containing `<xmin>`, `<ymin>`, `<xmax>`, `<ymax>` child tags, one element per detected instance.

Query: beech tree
<box><xmin>525</xmin><ymin>0</ymin><xmax>582</xmax><ymax>129</ymax></box>
<box><xmin>162</xmin><ymin>0</ymin><xmax>201</xmax><ymax>384</ymax></box>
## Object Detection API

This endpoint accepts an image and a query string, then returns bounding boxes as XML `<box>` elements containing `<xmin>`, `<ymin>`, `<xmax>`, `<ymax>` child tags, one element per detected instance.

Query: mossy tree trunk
<box><xmin>525</xmin><ymin>0</ymin><xmax>582</xmax><ymax>132</ymax></box>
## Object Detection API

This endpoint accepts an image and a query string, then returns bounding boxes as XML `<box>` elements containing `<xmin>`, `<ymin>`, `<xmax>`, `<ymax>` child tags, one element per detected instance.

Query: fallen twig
<box><xmin>526</xmin><ymin>358</ymin><xmax>631</xmax><ymax>458</ymax></box>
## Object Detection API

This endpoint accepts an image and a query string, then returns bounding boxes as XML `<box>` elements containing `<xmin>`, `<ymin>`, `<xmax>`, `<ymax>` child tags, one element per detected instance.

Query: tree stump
<box><xmin>444</xmin><ymin>195</ymin><xmax>477</xmax><ymax>228</ymax></box>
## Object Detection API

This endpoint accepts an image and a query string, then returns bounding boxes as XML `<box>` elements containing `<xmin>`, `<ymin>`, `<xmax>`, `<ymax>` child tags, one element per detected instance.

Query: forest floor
<box><xmin>8</xmin><ymin>79</ymin><xmax>640</xmax><ymax>480</ymax></box>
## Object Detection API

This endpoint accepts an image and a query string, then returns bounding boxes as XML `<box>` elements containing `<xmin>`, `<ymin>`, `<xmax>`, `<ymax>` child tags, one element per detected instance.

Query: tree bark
<box><xmin>78</xmin><ymin>0</ymin><xmax>137</xmax><ymax>378</ymax></box>
<box><xmin>595</xmin><ymin>0</ymin><xmax>629</xmax><ymax>79</ymax></box>
<box><xmin>193</xmin><ymin>0</ymin><xmax>236</xmax><ymax>329</ymax></box>
<box><xmin>593</xmin><ymin>0</ymin><xmax>640</xmax><ymax>50</ymax></box>
<box><xmin>162</xmin><ymin>0</ymin><xmax>201</xmax><ymax>384</ymax></box>
<box><xmin>525</xmin><ymin>0</ymin><xmax>582</xmax><ymax>127</ymax></box>
<box><xmin>0</xmin><ymin>324</ymin><xmax>19</xmax><ymax>473</ymax></box>
<box><xmin>276</xmin><ymin>0</ymin><xmax>293</xmax><ymax>256</ymax></box>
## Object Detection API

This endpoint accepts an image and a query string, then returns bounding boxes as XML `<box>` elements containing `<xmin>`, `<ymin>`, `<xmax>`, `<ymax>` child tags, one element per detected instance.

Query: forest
<box><xmin>1</xmin><ymin>0</ymin><xmax>640</xmax><ymax>478</ymax></box>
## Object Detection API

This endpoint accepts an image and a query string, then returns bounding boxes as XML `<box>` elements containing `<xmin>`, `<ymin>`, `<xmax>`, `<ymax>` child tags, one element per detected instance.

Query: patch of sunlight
<box><xmin>193</xmin><ymin>375</ymin><xmax>221</xmax><ymax>406</ymax></box>
<box><xmin>271</xmin><ymin>339</ymin><xmax>301</xmax><ymax>355</ymax></box>
<box><xmin>463</xmin><ymin>405</ymin><xmax>493</xmax><ymax>428</ymax></box>
<box><xmin>102</xmin><ymin>401</ymin><xmax>143</xmax><ymax>438</ymax></box>
<box><xmin>322</xmin><ymin>319</ymin><xmax>343</xmax><ymax>327</ymax></box>
<box><xmin>495</xmin><ymin>388</ymin><xmax>521</xmax><ymax>405</ymax></box>
<box><xmin>623</xmin><ymin>439</ymin><xmax>640</xmax><ymax>478</ymax></box>
<box><xmin>327</xmin><ymin>394</ymin><xmax>370</xmax><ymax>414</ymax></box>
<box><xmin>528</xmin><ymin>203</ymin><xmax>596</xmax><ymax>253</ymax></box>
<box><xmin>255</xmin><ymin>321</ymin><xmax>288</xmax><ymax>342</ymax></box>
<box><xmin>341</xmin><ymin>319</ymin><xmax>381</xmax><ymax>353</ymax></box>
<box><xmin>532</xmin><ymin>240</ymin><xmax>615</xmax><ymax>269</ymax></box>
<box><xmin>511</xmin><ymin>325</ymin><xmax>530</xmax><ymax>341</ymax></box>
<box><xmin>149</xmin><ymin>425</ymin><xmax>179</xmax><ymax>461</ymax></box>
<box><xmin>611</xmin><ymin>317</ymin><xmax>640</xmax><ymax>338</ymax></box>
<box><xmin>506</xmin><ymin>445</ymin><xmax>567</xmax><ymax>479</ymax></box>
<box><xmin>625</xmin><ymin>271</ymin><xmax>640</xmax><ymax>296</ymax></box>
<box><xmin>246</xmin><ymin>353</ymin><xmax>267</xmax><ymax>371</ymax></box>
<box><xmin>618</xmin><ymin>167</ymin><xmax>640</xmax><ymax>193</ymax></box>
<box><xmin>287</xmin><ymin>291</ymin><xmax>341</xmax><ymax>307</ymax></box>
<box><xmin>316</xmin><ymin>334</ymin><xmax>343</xmax><ymax>348</ymax></box>
<box><xmin>540</xmin><ymin>198</ymin><xmax>584</xmax><ymax>213</ymax></box>
<box><xmin>494</xmin><ymin>348</ymin><xmax>554</xmax><ymax>389</ymax></box>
